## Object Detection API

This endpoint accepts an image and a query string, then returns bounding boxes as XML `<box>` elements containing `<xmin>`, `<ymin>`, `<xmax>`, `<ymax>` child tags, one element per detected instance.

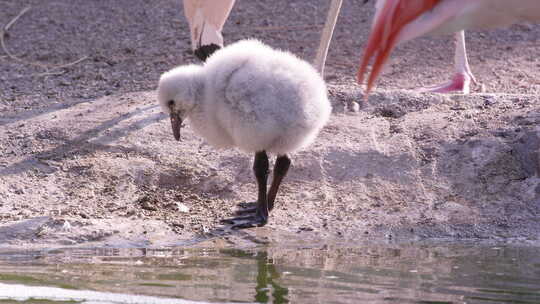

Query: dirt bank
<box><xmin>1</xmin><ymin>0</ymin><xmax>539</xmax><ymax>249</ymax></box>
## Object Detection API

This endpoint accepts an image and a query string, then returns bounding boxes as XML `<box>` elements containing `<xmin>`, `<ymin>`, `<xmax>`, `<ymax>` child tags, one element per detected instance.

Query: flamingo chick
<box><xmin>358</xmin><ymin>0</ymin><xmax>540</xmax><ymax>96</ymax></box>
<box><xmin>157</xmin><ymin>39</ymin><xmax>332</xmax><ymax>229</ymax></box>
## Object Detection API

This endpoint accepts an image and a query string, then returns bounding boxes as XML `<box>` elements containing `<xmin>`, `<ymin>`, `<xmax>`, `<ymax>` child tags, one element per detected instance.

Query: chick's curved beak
<box><xmin>170</xmin><ymin>112</ymin><xmax>182</xmax><ymax>141</ymax></box>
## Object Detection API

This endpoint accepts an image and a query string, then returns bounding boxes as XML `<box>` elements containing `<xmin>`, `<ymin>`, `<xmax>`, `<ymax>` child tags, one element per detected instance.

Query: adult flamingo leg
<box><xmin>419</xmin><ymin>31</ymin><xmax>477</xmax><ymax>94</ymax></box>
<box><xmin>183</xmin><ymin>0</ymin><xmax>236</xmax><ymax>61</ymax></box>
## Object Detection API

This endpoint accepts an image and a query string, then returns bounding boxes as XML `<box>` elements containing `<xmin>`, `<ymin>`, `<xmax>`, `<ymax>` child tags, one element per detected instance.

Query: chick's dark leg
<box><xmin>267</xmin><ymin>154</ymin><xmax>291</xmax><ymax>211</ymax></box>
<box><xmin>234</xmin><ymin>154</ymin><xmax>290</xmax><ymax>215</ymax></box>
<box><xmin>222</xmin><ymin>151</ymin><xmax>270</xmax><ymax>228</ymax></box>
<box><xmin>253</xmin><ymin>151</ymin><xmax>270</xmax><ymax>221</ymax></box>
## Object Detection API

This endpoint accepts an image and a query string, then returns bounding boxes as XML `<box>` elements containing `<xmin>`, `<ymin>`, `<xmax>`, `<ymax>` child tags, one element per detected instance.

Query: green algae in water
<box><xmin>0</xmin><ymin>273</ymin><xmax>78</xmax><ymax>290</ymax></box>
<box><xmin>138</xmin><ymin>282</ymin><xmax>176</xmax><ymax>288</ymax></box>
<box><xmin>156</xmin><ymin>273</ymin><xmax>192</xmax><ymax>281</ymax></box>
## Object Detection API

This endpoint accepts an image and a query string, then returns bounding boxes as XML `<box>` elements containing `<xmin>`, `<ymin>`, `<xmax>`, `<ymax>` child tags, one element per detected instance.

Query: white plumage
<box><xmin>158</xmin><ymin>39</ymin><xmax>331</xmax><ymax>154</ymax></box>
<box><xmin>157</xmin><ymin>39</ymin><xmax>331</xmax><ymax>228</ymax></box>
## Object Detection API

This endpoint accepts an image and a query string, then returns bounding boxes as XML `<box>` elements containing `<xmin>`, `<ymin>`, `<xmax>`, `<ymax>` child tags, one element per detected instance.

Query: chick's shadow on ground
<box><xmin>0</xmin><ymin>101</ymin><xmax>165</xmax><ymax>177</ymax></box>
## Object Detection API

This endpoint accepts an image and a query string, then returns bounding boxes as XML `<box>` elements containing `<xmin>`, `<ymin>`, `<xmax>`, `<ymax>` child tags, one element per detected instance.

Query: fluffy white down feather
<box><xmin>158</xmin><ymin>39</ymin><xmax>331</xmax><ymax>154</ymax></box>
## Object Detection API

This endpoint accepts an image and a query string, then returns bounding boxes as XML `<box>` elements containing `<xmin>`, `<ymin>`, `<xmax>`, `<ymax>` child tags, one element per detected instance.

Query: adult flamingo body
<box><xmin>358</xmin><ymin>0</ymin><xmax>540</xmax><ymax>96</ymax></box>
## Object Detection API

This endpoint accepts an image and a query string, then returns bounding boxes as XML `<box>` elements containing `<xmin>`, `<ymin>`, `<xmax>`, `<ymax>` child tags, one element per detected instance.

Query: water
<box><xmin>0</xmin><ymin>242</ymin><xmax>539</xmax><ymax>303</ymax></box>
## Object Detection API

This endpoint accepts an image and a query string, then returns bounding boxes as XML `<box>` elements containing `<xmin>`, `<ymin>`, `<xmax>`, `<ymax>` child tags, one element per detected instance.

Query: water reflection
<box><xmin>254</xmin><ymin>251</ymin><xmax>288</xmax><ymax>303</ymax></box>
<box><xmin>0</xmin><ymin>243</ymin><xmax>539</xmax><ymax>303</ymax></box>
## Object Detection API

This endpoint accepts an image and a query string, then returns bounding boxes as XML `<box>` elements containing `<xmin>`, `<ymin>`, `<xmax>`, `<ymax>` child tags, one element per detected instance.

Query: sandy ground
<box><xmin>1</xmin><ymin>0</ymin><xmax>539</xmax><ymax>249</ymax></box>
